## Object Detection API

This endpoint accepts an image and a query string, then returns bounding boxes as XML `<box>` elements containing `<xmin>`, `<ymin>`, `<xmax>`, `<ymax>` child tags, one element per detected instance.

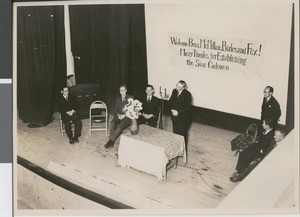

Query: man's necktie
<box><xmin>270</xmin><ymin>139</ymin><xmax>277</xmax><ymax>148</ymax></box>
<box><xmin>147</xmin><ymin>97</ymin><xmax>150</xmax><ymax>102</ymax></box>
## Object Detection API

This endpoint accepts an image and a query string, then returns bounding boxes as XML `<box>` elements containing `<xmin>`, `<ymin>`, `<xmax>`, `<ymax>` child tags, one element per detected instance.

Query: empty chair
<box><xmin>89</xmin><ymin>101</ymin><xmax>108</xmax><ymax>137</ymax></box>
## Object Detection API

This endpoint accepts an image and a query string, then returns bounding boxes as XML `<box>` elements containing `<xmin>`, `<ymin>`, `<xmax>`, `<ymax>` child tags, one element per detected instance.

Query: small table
<box><xmin>118</xmin><ymin>125</ymin><xmax>186</xmax><ymax>180</ymax></box>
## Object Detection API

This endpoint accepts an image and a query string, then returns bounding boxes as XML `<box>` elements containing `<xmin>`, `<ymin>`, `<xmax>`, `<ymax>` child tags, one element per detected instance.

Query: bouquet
<box><xmin>123</xmin><ymin>98</ymin><xmax>143</xmax><ymax>120</ymax></box>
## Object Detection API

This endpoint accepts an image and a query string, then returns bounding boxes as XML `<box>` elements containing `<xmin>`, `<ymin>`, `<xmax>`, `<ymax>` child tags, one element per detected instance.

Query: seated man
<box><xmin>138</xmin><ymin>84</ymin><xmax>160</xmax><ymax>127</ymax></box>
<box><xmin>263</xmin><ymin>126</ymin><xmax>286</xmax><ymax>157</ymax></box>
<box><xmin>104</xmin><ymin>84</ymin><xmax>133</xmax><ymax>149</ymax></box>
<box><xmin>230</xmin><ymin>126</ymin><xmax>286</xmax><ymax>182</ymax></box>
<box><xmin>230</xmin><ymin>119</ymin><xmax>275</xmax><ymax>182</ymax></box>
<box><xmin>57</xmin><ymin>86</ymin><xmax>82</xmax><ymax>144</ymax></box>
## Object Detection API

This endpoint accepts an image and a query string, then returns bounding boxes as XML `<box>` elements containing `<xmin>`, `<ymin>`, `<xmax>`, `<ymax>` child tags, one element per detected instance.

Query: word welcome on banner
<box><xmin>169</xmin><ymin>33</ymin><xmax>265</xmax><ymax>78</ymax></box>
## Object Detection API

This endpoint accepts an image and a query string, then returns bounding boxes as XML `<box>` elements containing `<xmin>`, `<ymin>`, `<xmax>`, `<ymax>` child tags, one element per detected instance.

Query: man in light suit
<box><xmin>261</xmin><ymin>86</ymin><xmax>281</xmax><ymax>130</ymax></box>
<box><xmin>262</xmin><ymin>126</ymin><xmax>286</xmax><ymax>158</ymax></box>
<box><xmin>57</xmin><ymin>86</ymin><xmax>82</xmax><ymax>144</ymax></box>
<box><xmin>104</xmin><ymin>84</ymin><xmax>133</xmax><ymax>149</ymax></box>
<box><xmin>169</xmin><ymin>80</ymin><xmax>192</xmax><ymax>147</ymax></box>
<box><xmin>138</xmin><ymin>85</ymin><xmax>160</xmax><ymax>127</ymax></box>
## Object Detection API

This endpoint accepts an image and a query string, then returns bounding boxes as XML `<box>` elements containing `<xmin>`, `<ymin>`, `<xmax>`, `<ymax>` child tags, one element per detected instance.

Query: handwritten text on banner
<box><xmin>169</xmin><ymin>33</ymin><xmax>265</xmax><ymax>78</ymax></box>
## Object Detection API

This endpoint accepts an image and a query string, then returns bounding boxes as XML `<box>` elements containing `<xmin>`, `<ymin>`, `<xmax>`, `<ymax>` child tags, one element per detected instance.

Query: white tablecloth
<box><xmin>118</xmin><ymin>125</ymin><xmax>186</xmax><ymax>180</ymax></box>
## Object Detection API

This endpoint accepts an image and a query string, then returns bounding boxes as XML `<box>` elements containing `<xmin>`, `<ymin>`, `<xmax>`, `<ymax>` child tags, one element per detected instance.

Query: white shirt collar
<box><xmin>266</xmin><ymin>96</ymin><xmax>271</xmax><ymax>102</ymax></box>
<box><xmin>264</xmin><ymin>128</ymin><xmax>272</xmax><ymax>135</ymax></box>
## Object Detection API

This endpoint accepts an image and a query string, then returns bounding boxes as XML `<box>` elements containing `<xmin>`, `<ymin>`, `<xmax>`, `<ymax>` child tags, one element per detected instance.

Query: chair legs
<box><xmin>60</xmin><ymin>119</ymin><xmax>74</xmax><ymax>138</ymax></box>
<box><xmin>60</xmin><ymin>120</ymin><xmax>64</xmax><ymax>138</ymax></box>
<box><xmin>89</xmin><ymin>116</ymin><xmax>108</xmax><ymax>137</ymax></box>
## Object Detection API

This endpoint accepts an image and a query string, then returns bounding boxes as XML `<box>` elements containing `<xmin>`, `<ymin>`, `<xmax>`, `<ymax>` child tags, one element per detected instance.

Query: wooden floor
<box><xmin>17</xmin><ymin>112</ymin><xmax>240</xmax><ymax>209</ymax></box>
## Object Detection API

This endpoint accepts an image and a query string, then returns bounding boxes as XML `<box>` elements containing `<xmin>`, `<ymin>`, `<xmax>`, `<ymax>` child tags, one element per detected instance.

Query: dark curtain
<box><xmin>17</xmin><ymin>6</ymin><xmax>66</xmax><ymax>127</ymax></box>
<box><xmin>286</xmin><ymin>4</ymin><xmax>294</xmax><ymax>133</ymax></box>
<box><xmin>69</xmin><ymin>4</ymin><xmax>148</xmax><ymax>112</ymax></box>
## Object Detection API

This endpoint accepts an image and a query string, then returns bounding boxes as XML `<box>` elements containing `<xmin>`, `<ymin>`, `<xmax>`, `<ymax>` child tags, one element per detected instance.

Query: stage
<box><xmin>17</xmin><ymin>112</ymin><xmax>240</xmax><ymax>209</ymax></box>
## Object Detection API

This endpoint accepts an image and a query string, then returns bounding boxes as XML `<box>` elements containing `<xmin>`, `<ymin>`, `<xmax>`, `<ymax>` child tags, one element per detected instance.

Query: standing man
<box><xmin>261</xmin><ymin>86</ymin><xmax>281</xmax><ymax>130</ymax></box>
<box><xmin>169</xmin><ymin>80</ymin><xmax>192</xmax><ymax>147</ymax></box>
<box><xmin>57</xmin><ymin>86</ymin><xmax>82</xmax><ymax>144</ymax></box>
<box><xmin>104</xmin><ymin>84</ymin><xmax>133</xmax><ymax>149</ymax></box>
<box><xmin>138</xmin><ymin>85</ymin><xmax>160</xmax><ymax>127</ymax></box>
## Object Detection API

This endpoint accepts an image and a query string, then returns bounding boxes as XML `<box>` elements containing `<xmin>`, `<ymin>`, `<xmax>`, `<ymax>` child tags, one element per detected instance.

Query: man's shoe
<box><xmin>231</xmin><ymin>171</ymin><xmax>239</xmax><ymax>177</ymax></box>
<box><xmin>69</xmin><ymin>138</ymin><xmax>74</xmax><ymax>144</ymax></box>
<box><xmin>104</xmin><ymin>140</ymin><xmax>114</xmax><ymax>149</ymax></box>
<box><xmin>74</xmin><ymin>137</ymin><xmax>79</xmax><ymax>143</ymax></box>
<box><xmin>229</xmin><ymin>175</ymin><xmax>241</xmax><ymax>183</ymax></box>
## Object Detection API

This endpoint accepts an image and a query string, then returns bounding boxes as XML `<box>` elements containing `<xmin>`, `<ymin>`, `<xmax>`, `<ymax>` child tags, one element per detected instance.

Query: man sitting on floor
<box><xmin>138</xmin><ymin>84</ymin><xmax>160</xmax><ymax>127</ymax></box>
<box><xmin>104</xmin><ymin>84</ymin><xmax>133</xmax><ymax>149</ymax></box>
<box><xmin>230</xmin><ymin>119</ymin><xmax>275</xmax><ymax>182</ymax></box>
<box><xmin>57</xmin><ymin>86</ymin><xmax>82</xmax><ymax>144</ymax></box>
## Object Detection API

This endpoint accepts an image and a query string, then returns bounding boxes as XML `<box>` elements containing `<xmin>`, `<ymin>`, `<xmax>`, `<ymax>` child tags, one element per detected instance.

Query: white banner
<box><xmin>169</xmin><ymin>32</ymin><xmax>265</xmax><ymax>79</ymax></box>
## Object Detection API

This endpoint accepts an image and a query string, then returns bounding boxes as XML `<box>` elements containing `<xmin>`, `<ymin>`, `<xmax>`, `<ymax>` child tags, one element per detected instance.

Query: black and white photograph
<box><xmin>13</xmin><ymin>0</ymin><xmax>299</xmax><ymax>215</ymax></box>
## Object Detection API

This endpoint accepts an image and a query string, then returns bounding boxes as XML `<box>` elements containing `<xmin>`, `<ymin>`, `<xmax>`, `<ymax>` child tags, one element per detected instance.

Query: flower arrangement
<box><xmin>123</xmin><ymin>98</ymin><xmax>143</xmax><ymax>120</ymax></box>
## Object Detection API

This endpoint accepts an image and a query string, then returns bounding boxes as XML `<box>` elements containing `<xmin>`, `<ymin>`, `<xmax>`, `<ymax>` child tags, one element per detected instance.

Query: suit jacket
<box><xmin>236</xmin><ymin>128</ymin><xmax>275</xmax><ymax>172</ymax></box>
<box><xmin>113</xmin><ymin>94</ymin><xmax>133</xmax><ymax>115</ymax></box>
<box><xmin>57</xmin><ymin>93</ymin><xmax>79</xmax><ymax>121</ymax></box>
<box><xmin>261</xmin><ymin>96</ymin><xmax>281</xmax><ymax>122</ymax></box>
<box><xmin>262</xmin><ymin>139</ymin><xmax>277</xmax><ymax>158</ymax></box>
<box><xmin>259</xmin><ymin>129</ymin><xmax>275</xmax><ymax>157</ymax></box>
<box><xmin>169</xmin><ymin>88</ymin><xmax>192</xmax><ymax>123</ymax></box>
<box><xmin>141</xmin><ymin>95</ymin><xmax>160</xmax><ymax>121</ymax></box>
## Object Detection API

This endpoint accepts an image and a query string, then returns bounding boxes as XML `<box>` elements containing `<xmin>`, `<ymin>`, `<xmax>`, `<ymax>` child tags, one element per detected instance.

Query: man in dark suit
<box><xmin>138</xmin><ymin>85</ymin><xmax>160</xmax><ymax>127</ymax></box>
<box><xmin>57</xmin><ymin>86</ymin><xmax>82</xmax><ymax>144</ymax></box>
<box><xmin>230</xmin><ymin>119</ymin><xmax>275</xmax><ymax>182</ymax></box>
<box><xmin>104</xmin><ymin>84</ymin><xmax>133</xmax><ymax>149</ymax></box>
<box><xmin>169</xmin><ymin>80</ymin><xmax>192</xmax><ymax>147</ymax></box>
<box><xmin>261</xmin><ymin>86</ymin><xmax>281</xmax><ymax>130</ymax></box>
<box><xmin>230</xmin><ymin>126</ymin><xmax>286</xmax><ymax>182</ymax></box>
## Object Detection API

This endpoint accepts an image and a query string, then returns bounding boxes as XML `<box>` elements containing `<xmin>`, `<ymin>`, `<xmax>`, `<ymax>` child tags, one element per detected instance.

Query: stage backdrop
<box><xmin>145</xmin><ymin>3</ymin><xmax>292</xmax><ymax>124</ymax></box>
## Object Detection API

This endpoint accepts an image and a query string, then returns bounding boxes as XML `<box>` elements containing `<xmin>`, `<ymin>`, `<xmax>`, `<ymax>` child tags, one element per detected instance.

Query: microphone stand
<box><xmin>159</xmin><ymin>87</ymin><xmax>167</xmax><ymax>130</ymax></box>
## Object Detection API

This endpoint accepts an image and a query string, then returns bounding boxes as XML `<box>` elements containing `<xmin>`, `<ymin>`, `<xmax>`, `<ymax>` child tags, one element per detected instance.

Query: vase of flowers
<box><xmin>123</xmin><ymin>98</ymin><xmax>143</xmax><ymax>135</ymax></box>
<box><xmin>130</xmin><ymin>118</ymin><xmax>139</xmax><ymax>135</ymax></box>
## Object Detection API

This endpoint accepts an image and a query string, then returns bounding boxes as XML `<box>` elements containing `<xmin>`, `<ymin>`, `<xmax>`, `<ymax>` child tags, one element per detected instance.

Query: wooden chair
<box><xmin>59</xmin><ymin>113</ymin><xmax>74</xmax><ymax>138</ymax></box>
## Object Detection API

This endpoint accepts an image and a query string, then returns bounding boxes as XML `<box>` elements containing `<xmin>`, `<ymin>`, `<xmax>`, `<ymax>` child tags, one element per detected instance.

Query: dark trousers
<box><xmin>62</xmin><ymin>113</ymin><xmax>82</xmax><ymax>139</ymax></box>
<box><xmin>109</xmin><ymin>116</ymin><xmax>131</xmax><ymax>142</ymax></box>
<box><xmin>172</xmin><ymin>119</ymin><xmax>189</xmax><ymax>149</ymax></box>
<box><xmin>238</xmin><ymin>160</ymin><xmax>260</xmax><ymax>180</ymax></box>
<box><xmin>138</xmin><ymin>116</ymin><xmax>157</xmax><ymax>127</ymax></box>
<box><xmin>236</xmin><ymin>145</ymin><xmax>260</xmax><ymax>173</ymax></box>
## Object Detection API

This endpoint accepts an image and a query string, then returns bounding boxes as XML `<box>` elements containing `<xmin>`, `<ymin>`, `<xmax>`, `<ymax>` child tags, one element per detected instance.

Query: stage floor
<box><xmin>17</xmin><ymin>112</ymin><xmax>240</xmax><ymax>209</ymax></box>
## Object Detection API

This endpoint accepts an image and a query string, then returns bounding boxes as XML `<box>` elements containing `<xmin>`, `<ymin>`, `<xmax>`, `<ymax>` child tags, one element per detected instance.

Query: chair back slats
<box><xmin>90</xmin><ymin>103</ymin><xmax>106</xmax><ymax>109</ymax></box>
